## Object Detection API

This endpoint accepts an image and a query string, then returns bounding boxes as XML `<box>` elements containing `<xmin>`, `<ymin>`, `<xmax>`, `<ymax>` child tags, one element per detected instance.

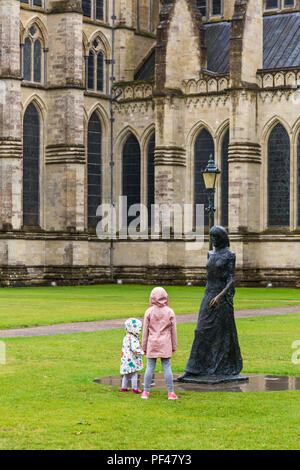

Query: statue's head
<box><xmin>209</xmin><ymin>226</ymin><xmax>230</xmax><ymax>249</ymax></box>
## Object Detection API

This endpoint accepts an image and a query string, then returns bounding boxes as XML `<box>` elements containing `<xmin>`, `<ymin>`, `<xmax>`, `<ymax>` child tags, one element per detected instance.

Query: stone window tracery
<box><xmin>197</xmin><ymin>0</ymin><xmax>223</xmax><ymax>18</ymax></box>
<box><xmin>87</xmin><ymin>112</ymin><xmax>102</xmax><ymax>229</ymax></box>
<box><xmin>86</xmin><ymin>38</ymin><xmax>105</xmax><ymax>93</ymax></box>
<box><xmin>82</xmin><ymin>0</ymin><xmax>104</xmax><ymax>21</ymax></box>
<box><xmin>22</xmin><ymin>24</ymin><xmax>45</xmax><ymax>85</ymax></box>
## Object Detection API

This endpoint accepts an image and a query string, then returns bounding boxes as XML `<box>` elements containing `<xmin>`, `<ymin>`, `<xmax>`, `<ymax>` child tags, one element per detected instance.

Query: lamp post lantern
<box><xmin>201</xmin><ymin>154</ymin><xmax>221</xmax><ymax>251</ymax></box>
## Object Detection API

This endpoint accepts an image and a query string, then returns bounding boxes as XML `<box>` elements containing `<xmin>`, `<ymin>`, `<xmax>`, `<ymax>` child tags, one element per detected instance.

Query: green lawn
<box><xmin>0</xmin><ymin>284</ymin><xmax>299</xmax><ymax>329</ymax></box>
<box><xmin>0</xmin><ymin>314</ymin><xmax>300</xmax><ymax>449</ymax></box>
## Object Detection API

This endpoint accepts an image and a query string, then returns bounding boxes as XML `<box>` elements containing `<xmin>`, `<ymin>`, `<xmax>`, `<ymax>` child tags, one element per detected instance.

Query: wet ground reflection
<box><xmin>94</xmin><ymin>373</ymin><xmax>300</xmax><ymax>393</ymax></box>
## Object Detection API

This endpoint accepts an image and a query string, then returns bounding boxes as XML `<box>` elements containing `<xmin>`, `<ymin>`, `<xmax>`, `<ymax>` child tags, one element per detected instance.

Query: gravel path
<box><xmin>0</xmin><ymin>305</ymin><xmax>299</xmax><ymax>338</ymax></box>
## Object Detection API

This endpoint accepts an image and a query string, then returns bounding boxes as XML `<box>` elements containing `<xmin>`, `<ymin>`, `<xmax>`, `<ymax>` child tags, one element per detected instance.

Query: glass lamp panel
<box><xmin>202</xmin><ymin>171</ymin><xmax>217</xmax><ymax>189</ymax></box>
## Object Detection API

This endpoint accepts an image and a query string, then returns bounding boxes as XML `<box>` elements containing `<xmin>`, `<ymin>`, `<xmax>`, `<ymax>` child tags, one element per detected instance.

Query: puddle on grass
<box><xmin>94</xmin><ymin>373</ymin><xmax>300</xmax><ymax>393</ymax></box>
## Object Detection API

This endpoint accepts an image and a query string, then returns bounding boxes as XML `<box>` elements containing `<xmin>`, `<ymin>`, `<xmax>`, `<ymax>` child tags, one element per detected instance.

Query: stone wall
<box><xmin>0</xmin><ymin>0</ymin><xmax>299</xmax><ymax>287</ymax></box>
<box><xmin>0</xmin><ymin>0</ymin><xmax>22</xmax><ymax>232</ymax></box>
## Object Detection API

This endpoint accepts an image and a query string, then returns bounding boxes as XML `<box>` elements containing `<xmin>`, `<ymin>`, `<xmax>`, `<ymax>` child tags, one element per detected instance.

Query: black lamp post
<box><xmin>201</xmin><ymin>154</ymin><xmax>220</xmax><ymax>251</ymax></box>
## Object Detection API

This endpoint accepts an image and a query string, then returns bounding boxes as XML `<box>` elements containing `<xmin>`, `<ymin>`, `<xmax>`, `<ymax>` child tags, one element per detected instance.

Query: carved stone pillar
<box><xmin>0</xmin><ymin>0</ymin><xmax>22</xmax><ymax>230</ymax></box>
<box><xmin>153</xmin><ymin>0</ymin><xmax>206</xmax><ymax>234</ymax></box>
<box><xmin>45</xmin><ymin>0</ymin><xmax>85</xmax><ymax>232</ymax></box>
<box><xmin>228</xmin><ymin>0</ymin><xmax>263</xmax><ymax>233</ymax></box>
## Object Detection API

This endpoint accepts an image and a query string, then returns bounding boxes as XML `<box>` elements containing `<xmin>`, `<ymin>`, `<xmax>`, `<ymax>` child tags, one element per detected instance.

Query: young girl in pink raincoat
<box><xmin>141</xmin><ymin>287</ymin><xmax>178</xmax><ymax>400</ymax></box>
<box><xmin>120</xmin><ymin>318</ymin><xmax>144</xmax><ymax>394</ymax></box>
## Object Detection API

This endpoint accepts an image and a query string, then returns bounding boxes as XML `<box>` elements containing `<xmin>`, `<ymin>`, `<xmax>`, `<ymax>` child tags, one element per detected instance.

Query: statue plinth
<box><xmin>175</xmin><ymin>374</ymin><xmax>249</xmax><ymax>385</ymax></box>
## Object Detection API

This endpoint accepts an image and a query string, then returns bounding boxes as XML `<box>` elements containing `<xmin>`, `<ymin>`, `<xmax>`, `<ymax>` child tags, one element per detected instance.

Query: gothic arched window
<box><xmin>22</xmin><ymin>24</ymin><xmax>44</xmax><ymax>84</ymax></box>
<box><xmin>86</xmin><ymin>39</ymin><xmax>104</xmax><ymax>92</ymax></box>
<box><xmin>23</xmin><ymin>103</ymin><xmax>40</xmax><ymax>227</ymax></box>
<box><xmin>147</xmin><ymin>132</ymin><xmax>155</xmax><ymax>227</ymax></box>
<box><xmin>268</xmin><ymin>123</ymin><xmax>290</xmax><ymax>227</ymax></box>
<box><xmin>221</xmin><ymin>129</ymin><xmax>229</xmax><ymax>227</ymax></box>
<box><xmin>87</xmin><ymin>112</ymin><xmax>102</xmax><ymax>229</ymax></box>
<box><xmin>194</xmin><ymin>129</ymin><xmax>215</xmax><ymax>226</ymax></box>
<box><xmin>122</xmin><ymin>135</ymin><xmax>141</xmax><ymax>227</ymax></box>
<box><xmin>297</xmin><ymin>133</ymin><xmax>300</xmax><ymax>226</ymax></box>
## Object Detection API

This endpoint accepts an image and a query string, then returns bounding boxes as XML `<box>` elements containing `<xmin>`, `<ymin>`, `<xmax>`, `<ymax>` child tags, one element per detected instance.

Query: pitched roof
<box><xmin>204</xmin><ymin>21</ymin><xmax>231</xmax><ymax>74</ymax></box>
<box><xmin>134</xmin><ymin>49</ymin><xmax>156</xmax><ymax>81</ymax></box>
<box><xmin>263</xmin><ymin>13</ymin><xmax>300</xmax><ymax>69</ymax></box>
<box><xmin>134</xmin><ymin>13</ymin><xmax>300</xmax><ymax>80</ymax></box>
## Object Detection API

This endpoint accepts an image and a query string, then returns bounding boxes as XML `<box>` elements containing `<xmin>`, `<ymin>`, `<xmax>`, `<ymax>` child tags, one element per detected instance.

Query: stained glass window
<box><xmin>197</xmin><ymin>0</ymin><xmax>207</xmax><ymax>16</ymax></box>
<box><xmin>87</xmin><ymin>112</ymin><xmax>102</xmax><ymax>229</ymax></box>
<box><xmin>212</xmin><ymin>0</ymin><xmax>222</xmax><ymax>15</ymax></box>
<box><xmin>82</xmin><ymin>0</ymin><xmax>91</xmax><ymax>17</ymax></box>
<box><xmin>265</xmin><ymin>0</ymin><xmax>279</xmax><ymax>9</ymax></box>
<box><xmin>194</xmin><ymin>129</ymin><xmax>215</xmax><ymax>226</ymax></box>
<box><xmin>297</xmin><ymin>133</ymin><xmax>300</xmax><ymax>226</ymax></box>
<box><xmin>23</xmin><ymin>103</ymin><xmax>40</xmax><ymax>227</ymax></box>
<box><xmin>122</xmin><ymin>135</ymin><xmax>141</xmax><ymax>227</ymax></box>
<box><xmin>23</xmin><ymin>38</ymin><xmax>31</xmax><ymax>81</ymax></box>
<box><xmin>96</xmin><ymin>52</ymin><xmax>104</xmax><ymax>92</ymax></box>
<box><xmin>268</xmin><ymin>124</ymin><xmax>290</xmax><ymax>227</ymax></box>
<box><xmin>284</xmin><ymin>0</ymin><xmax>294</xmax><ymax>6</ymax></box>
<box><xmin>96</xmin><ymin>0</ymin><xmax>104</xmax><ymax>20</ymax></box>
<box><xmin>147</xmin><ymin>133</ymin><xmax>155</xmax><ymax>228</ymax></box>
<box><xmin>33</xmin><ymin>40</ymin><xmax>42</xmax><ymax>83</ymax></box>
<box><xmin>221</xmin><ymin>129</ymin><xmax>229</xmax><ymax>227</ymax></box>
<box><xmin>33</xmin><ymin>0</ymin><xmax>42</xmax><ymax>6</ymax></box>
<box><xmin>87</xmin><ymin>52</ymin><xmax>95</xmax><ymax>90</ymax></box>
<box><xmin>23</xmin><ymin>27</ymin><xmax>44</xmax><ymax>84</ymax></box>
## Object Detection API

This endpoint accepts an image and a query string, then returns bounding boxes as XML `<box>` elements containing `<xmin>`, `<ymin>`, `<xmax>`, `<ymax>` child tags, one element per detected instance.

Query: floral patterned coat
<box><xmin>120</xmin><ymin>318</ymin><xmax>144</xmax><ymax>375</ymax></box>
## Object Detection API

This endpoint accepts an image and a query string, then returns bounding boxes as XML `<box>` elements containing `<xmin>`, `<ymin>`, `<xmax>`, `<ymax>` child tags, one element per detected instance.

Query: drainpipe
<box><xmin>109</xmin><ymin>0</ymin><xmax>116</xmax><ymax>282</ymax></box>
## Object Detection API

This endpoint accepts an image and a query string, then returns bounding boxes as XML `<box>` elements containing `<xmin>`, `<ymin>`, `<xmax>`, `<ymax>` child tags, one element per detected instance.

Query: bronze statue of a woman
<box><xmin>177</xmin><ymin>226</ymin><xmax>247</xmax><ymax>384</ymax></box>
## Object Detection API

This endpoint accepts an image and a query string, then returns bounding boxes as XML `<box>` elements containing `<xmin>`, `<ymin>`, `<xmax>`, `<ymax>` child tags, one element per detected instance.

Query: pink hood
<box><xmin>150</xmin><ymin>287</ymin><xmax>169</xmax><ymax>308</ymax></box>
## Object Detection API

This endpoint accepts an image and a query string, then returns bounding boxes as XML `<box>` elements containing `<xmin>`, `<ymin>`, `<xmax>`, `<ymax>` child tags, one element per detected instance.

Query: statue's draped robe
<box><xmin>184</xmin><ymin>248</ymin><xmax>243</xmax><ymax>377</ymax></box>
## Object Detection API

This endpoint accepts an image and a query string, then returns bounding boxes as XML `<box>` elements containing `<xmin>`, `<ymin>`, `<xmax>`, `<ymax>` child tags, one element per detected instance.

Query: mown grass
<box><xmin>0</xmin><ymin>284</ymin><xmax>299</xmax><ymax>329</ymax></box>
<box><xmin>0</xmin><ymin>314</ymin><xmax>300</xmax><ymax>449</ymax></box>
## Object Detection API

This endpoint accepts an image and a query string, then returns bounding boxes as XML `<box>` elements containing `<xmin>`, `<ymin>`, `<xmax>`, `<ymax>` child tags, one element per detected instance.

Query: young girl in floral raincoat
<box><xmin>120</xmin><ymin>318</ymin><xmax>144</xmax><ymax>394</ymax></box>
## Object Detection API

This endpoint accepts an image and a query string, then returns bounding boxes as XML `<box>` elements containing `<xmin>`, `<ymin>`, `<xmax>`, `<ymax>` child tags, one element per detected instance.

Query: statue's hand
<box><xmin>210</xmin><ymin>295</ymin><xmax>221</xmax><ymax>309</ymax></box>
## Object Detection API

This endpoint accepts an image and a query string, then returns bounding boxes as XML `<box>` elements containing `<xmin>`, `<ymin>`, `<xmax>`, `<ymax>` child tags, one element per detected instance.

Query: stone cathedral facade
<box><xmin>0</xmin><ymin>0</ymin><xmax>300</xmax><ymax>286</ymax></box>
